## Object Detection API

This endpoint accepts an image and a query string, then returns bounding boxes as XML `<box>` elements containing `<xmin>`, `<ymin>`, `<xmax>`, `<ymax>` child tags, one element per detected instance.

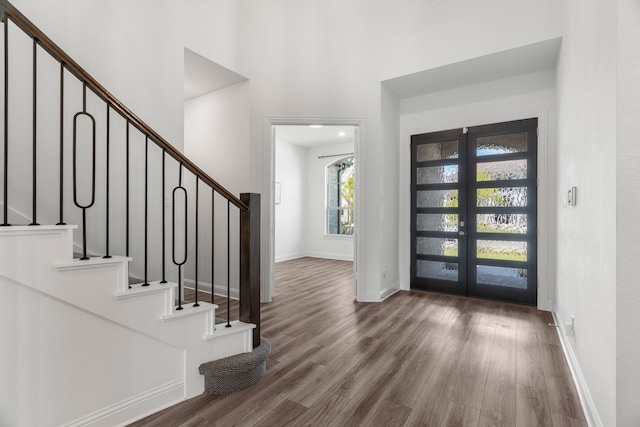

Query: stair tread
<box><xmin>204</xmin><ymin>320</ymin><xmax>255</xmax><ymax>340</ymax></box>
<box><xmin>115</xmin><ymin>280</ymin><xmax>178</xmax><ymax>299</ymax></box>
<box><xmin>56</xmin><ymin>255</ymin><xmax>132</xmax><ymax>270</ymax></box>
<box><xmin>161</xmin><ymin>302</ymin><xmax>218</xmax><ymax>321</ymax></box>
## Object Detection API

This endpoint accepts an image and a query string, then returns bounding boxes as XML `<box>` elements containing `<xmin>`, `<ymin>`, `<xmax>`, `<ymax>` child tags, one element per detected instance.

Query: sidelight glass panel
<box><xmin>417</xmin><ymin>260</ymin><xmax>458</xmax><ymax>281</ymax></box>
<box><xmin>477</xmin><ymin>132</ymin><xmax>527</xmax><ymax>156</ymax></box>
<box><xmin>477</xmin><ymin>240</ymin><xmax>527</xmax><ymax>262</ymax></box>
<box><xmin>417</xmin><ymin>213</ymin><xmax>458</xmax><ymax>232</ymax></box>
<box><xmin>417</xmin><ymin>237</ymin><xmax>458</xmax><ymax>257</ymax></box>
<box><xmin>476</xmin><ymin>214</ymin><xmax>527</xmax><ymax>234</ymax></box>
<box><xmin>477</xmin><ymin>265</ymin><xmax>527</xmax><ymax>289</ymax></box>
<box><xmin>417</xmin><ymin>140</ymin><xmax>458</xmax><ymax>161</ymax></box>
<box><xmin>477</xmin><ymin>159</ymin><xmax>527</xmax><ymax>182</ymax></box>
<box><xmin>417</xmin><ymin>189</ymin><xmax>458</xmax><ymax>208</ymax></box>
<box><xmin>417</xmin><ymin>165</ymin><xmax>458</xmax><ymax>185</ymax></box>
<box><xmin>477</xmin><ymin>187</ymin><xmax>527</xmax><ymax>207</ymax></box>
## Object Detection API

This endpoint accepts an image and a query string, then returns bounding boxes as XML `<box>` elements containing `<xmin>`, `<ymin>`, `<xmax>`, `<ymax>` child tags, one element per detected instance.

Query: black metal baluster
<box><xmin>2</xmin><ymin>16</ymin><xmax>9</xmax><ymax>226</ymax></box>
<box><xmin>30</xmin><ymin>38</ymin><xmax>38</xmax><ymax>225</ymax></box>
<box><xmin>56</xmin><ymin>62</ymin><xmax>65</xmax><ymax>225</ymax></box>
<box><xmin>160</xmin><ymin>150</ymin><xmax>166</xmax><ymax>283</ymax></box>
<box><xmin>211</xmin><ymin>187</ymin><xmax>216</xmax><ymax>304</ymax></box>
<box><xmin>142</xmin><ymin>136</ymin><xmax>149</xmax><ymax>286</ymax></box>
<box><xmin>226</xmin><ymin>199</ymin><xmax>231</xmax><ymax>328</ymax></box>
<box><xmin>103</xmin><ymin>105</ymin><xmax>111</xmax><ymax>258</ymax></box>
<box><xmin>72</xmin><ymin>83</ymin><xmax>96</xmax><ymax>260</ymax></box>
<box><xmin>194</xmin><ymin>177</ymin><xmax>199</xmax><ymax>307</ymax></box>
<box><xmin>173</xmin><ymin>164</ymin><xmax>187</xmax><ymax>311</ymax></box>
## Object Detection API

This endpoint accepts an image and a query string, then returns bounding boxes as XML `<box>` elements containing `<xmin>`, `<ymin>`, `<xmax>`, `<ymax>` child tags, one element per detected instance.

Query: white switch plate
<box><xmin>567</xmin><ymin>186</ymin><xmax>577</xmax><ymax>206</ymax></box>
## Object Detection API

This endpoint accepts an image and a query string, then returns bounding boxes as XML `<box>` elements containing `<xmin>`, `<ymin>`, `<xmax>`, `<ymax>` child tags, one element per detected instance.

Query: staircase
<box><xmin>0</xmin><ymin>1</ymin><xmax>263</xmax><ymax>426</ymax></box>
<box><xmin>1</xmin><ymin>225</ymin><xmax>255</xmax><ymax>426</ymax></box>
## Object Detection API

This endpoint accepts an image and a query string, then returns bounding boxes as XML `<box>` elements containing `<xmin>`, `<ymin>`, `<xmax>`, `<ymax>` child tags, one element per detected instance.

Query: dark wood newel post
<box><xmin>240</xmin><ymin>193</ymin><xmax>261</xmax><ymax>348</ymax></box>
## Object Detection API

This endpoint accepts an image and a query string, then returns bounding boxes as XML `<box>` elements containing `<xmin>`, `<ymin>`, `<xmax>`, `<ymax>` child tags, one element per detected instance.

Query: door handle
<box><xmin>459</xmin><ymin>231</ymin><xmax>465</xmax><ymax>236</ymax></box>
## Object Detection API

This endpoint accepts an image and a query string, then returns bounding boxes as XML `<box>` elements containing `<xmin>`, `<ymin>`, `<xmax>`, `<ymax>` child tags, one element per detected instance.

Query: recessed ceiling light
<box><xmin>338</xmin><ymin>131</ymin><xmax>346</xmax><ymax>137</ymax></box>
<box><xmin>309</xmin><ymin>125</ymin><xmax>323</xmax><ymax>128</ymax></box>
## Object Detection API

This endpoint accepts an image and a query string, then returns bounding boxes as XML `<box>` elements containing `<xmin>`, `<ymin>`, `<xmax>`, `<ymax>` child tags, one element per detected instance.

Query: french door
<box><xmin>410</xmin><ymin>118</ymin><xmax>537</xmax><ymax>305</ymax></box>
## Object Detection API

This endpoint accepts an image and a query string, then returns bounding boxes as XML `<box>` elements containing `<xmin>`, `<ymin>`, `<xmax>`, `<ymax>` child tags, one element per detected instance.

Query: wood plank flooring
<box><xmin>130</xmin><ymin>257</ymin><xmax>586</xmax><ymax>427</ymax></box>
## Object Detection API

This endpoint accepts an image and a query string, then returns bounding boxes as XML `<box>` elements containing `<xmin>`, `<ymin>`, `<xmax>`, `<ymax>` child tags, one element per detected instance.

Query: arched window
<box><xmin>326</xmin><ymin>156</ymin><xmax>355</xmax><ymax>235</ymax></box>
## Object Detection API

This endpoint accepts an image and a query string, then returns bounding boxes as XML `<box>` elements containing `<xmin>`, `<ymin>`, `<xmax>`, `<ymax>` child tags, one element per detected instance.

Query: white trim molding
<box><xmin>380</xmin><ymin>285</ymin><xmax>400</xmax><ymax>301</ymax></box>
<box><xmin>552</xmin><ymin>311</ymin><xmax>603</xmax><ymax>427</ymax></box>
<box><xmin>184</xmin><ymin>279</ymin><xmax>239</xmax><ymax>300</ymax></box>
<box><xmin>264</xmin><ymin>116</ymin><xmax>367</xmax><ymax>303</ymax></box>
<box><xmin>63</xmin><ymin>380</ymin><xmax>184</xmax><ymax>427</ymax></box>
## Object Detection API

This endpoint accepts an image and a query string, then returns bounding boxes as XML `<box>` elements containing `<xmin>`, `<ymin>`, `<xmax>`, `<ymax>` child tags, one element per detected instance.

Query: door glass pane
<box><xmin>417</xmin><ymin>237</ymin><xmax>458</xmax><ymax>257</ymax></box>
<box><xmin>477</xmin><ymin>159</ymin><xmax>527</xmax><ymax>181</ymax></box>
<box><xmin>417</xmin><ymin>214</ymin><xmax>458</xmax><ymax>232</ymax></box>
<box><xmin>477</xmin><ymin>240</ymin><xmax>527</xmax><ymax>262</ymax></box>
<box><xmin>417</xmin><ymin>165</ymin><xmax>458</xmax><ymax>184</ymax></box>
<box><xmin>477</xmin><ymin>265</ymin><xmax>527</xmax><ymax>289</ymax></box>
<box><xmin>477</xmin><ymin>187</ymin><xmax>527</xmax><ymax>207</ymax></box>
<box><xmin>477</xmin><ymin>214</ymin><xmax>527</xmax><ymax>234</ymax></box>
<box><xmin>477</xmin><ymin>132</ymin><xmax>527</xmax><ymax>156</ymax></box>
<box><xmin>417</xmin><ymin>260</ymin><xmax>458</xmax><ymax>281</ymax></box>
<box><xmin>417</xmin><ymin>189</ymin><xmax>458</xmax><ymax>208</ymax></box>
<box><xmin>417</xmin><ymin>140</ymin><xmax>458</xmax><ymax>161</ymax></box>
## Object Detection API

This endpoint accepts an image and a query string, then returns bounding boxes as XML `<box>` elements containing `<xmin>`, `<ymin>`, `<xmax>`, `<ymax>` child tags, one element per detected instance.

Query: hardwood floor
<box><xmin>130</xmin><ymin>257</ymin><xmax>586</xmax><ymax>427</ymax></box>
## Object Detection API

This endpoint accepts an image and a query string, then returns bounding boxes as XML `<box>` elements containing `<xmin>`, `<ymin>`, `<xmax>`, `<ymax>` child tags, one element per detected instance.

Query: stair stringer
<box><xmin>0</xmin><ymin>225</ymin><xmax>255</xmax><ymax>425</ymax></box>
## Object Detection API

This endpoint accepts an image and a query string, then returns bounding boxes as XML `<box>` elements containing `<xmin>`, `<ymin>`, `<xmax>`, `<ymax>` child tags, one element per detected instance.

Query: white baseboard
<box><xmin>275</xmin><ymin>253</ymin><xmax>306</xmax><ymax>263</ymax></box>
<box><xmin>380</xmin><ymin>284</ymin><xmax>400</xmax><ymax>301</ymax></box>
<box><xmin>184</xmin><ymin>279</ymin><xmax>239</xmax><ymax>300</ymax></box>
<box><xmin>304</xmin><ymin>251</ymin><xmax>354</xmax><ymax>262</ymax></box>
<box><xmin>63</xmin><ymin>379</ymin><xmax>184</xmax><ymax>427</ymax></box>
<box><xmin>552</xmin><ymin>311</ymin><xmax>602</xmax><ymax>427</ymax></box>
<box><xmin>0</xmin><ymin>202</ymin><xmax>30</xmax><ymax>224</ymax></box>
<box><xmin>275</xmin><ymin>252</ymin><xmax>355</xmax><ymax>263</ymax></box>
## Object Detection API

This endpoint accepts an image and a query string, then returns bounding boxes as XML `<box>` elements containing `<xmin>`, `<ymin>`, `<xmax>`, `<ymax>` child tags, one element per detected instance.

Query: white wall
<box><xmin>398</xmin><ymin>70</ymin><xmax>557</xmax><ymax>311</ymax></box>
<box><xmin>6</xmin><ymin>0</ymin><xmax>565</xmax><ymax>304</ymax></box>
<box><xmin>274</xmin><ymin>139</ymin><xmax>307</xmax><ymax>261</ymax></box>
<box><xmin>14</xmin><ymin>0</ymin><xmax>630</xmax><ymax>422</ymax></box>
<box><xmin>10</xmin><ymin>0</ymin><xmax>185</xmax><ymax>148</ymax></box>
<box><xmin>555</xmin><ymin>0</ymin><xmax>617</xmax><ymax>425</ymax></box>
<box><xmin>379</xmin><ymin>85</ymin><xmax>401</xmax><ymax>299</ymax></box>
<box><xmin>305</xmin><ymin>142</ymin><xmax>355</xmax><ymax>261</ymax></box>
<box><xmin>0</xmin><ymin>276</ymin><xmax>183</xmax><ymax>427</ymax></box>
<box><xmin>183</xmin><ymin>81</ymin><xmax>250</xmax><ymax>295</ymax></box>
<box><xmin>616</xmin><ymin>0</ymin><xmax>640</xmax><ymax>425</ymax></box>
<box><xmin>236</xmin><ymin>0</ymin><xmax>563</xmax><ymax>302</ymax></box>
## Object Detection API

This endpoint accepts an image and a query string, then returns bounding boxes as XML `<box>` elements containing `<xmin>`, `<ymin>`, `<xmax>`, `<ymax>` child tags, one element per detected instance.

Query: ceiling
<box><xmin>383</xmin><ymin>37</ymin><xmax>562</xmax><ymax>99</ymax></box>
<box><xmin>184</xmin><ymin>48</ymin><xmax>247</xmax><ymax>101</ymax></box>
<box><xmin>275</xmin><ymin>125</ymin><xmax>356</xmax><ymax>148</ymax></box>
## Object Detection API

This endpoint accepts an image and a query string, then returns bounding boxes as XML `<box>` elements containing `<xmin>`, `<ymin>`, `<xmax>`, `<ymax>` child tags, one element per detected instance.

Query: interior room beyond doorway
<box><xmin>273</xmin><ymin>125</ymin><xmax>356</xmax><ymax>294</ymax></box>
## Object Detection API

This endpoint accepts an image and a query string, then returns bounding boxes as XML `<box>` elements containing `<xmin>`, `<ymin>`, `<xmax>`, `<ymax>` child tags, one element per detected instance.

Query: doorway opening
<box><xmin>410</xmin><ymin>118</ymin><xmax>538</xmax><ymax>305</ymax></box>
<box><xmin>266</xmin><ymin>120</ymin><xmax>363</xmax><ymax>302</ymax></box>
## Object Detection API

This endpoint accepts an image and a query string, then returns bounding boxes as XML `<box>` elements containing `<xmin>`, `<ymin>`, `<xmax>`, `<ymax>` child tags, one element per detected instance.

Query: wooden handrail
<box><xmin>0</xmin><ymin>0</ymin><xmax>248</xmax><ymax>211</ymax></box>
